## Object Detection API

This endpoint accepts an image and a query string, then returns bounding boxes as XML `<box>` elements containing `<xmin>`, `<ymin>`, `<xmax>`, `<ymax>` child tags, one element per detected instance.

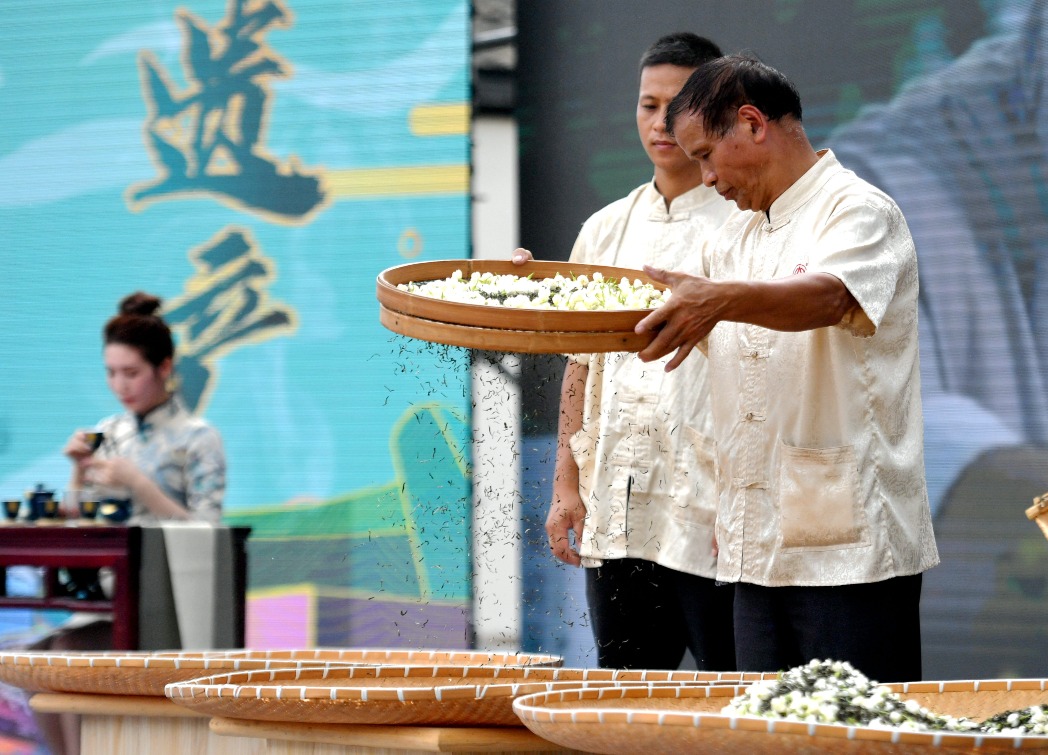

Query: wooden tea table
<box><xmin>208</xmin><ymin>717</ymin><xmax>585</xmax><ymax>754</ymax></box>
<box><xmin>29</xmin><ymin>692</ymin><xmax>264</xmax><ymax>755</ymax></box>
<box><xmin>0</xmin><ymin>523</ymin><xmax>250</xmax><ymax>650</ymax></box>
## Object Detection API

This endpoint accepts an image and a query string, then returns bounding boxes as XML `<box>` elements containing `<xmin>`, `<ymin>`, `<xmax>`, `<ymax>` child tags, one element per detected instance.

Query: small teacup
<box><xmin>3</xmin><ymin>500</ymin><xmax>20</xmax><ymax>521</ymax></box>
<box><xmin>84</xmin><ymin>431</ymin><xmax>105</xmax><ymax>452</ymax></box>
<box><xmin>39</xmin><ymin>499</ymin><xmax>60</xmax><ymax>520</ymax></box>
<box><xmin>99</xmin><ymin>499</ymin><xmax>131</xmax><ymax>523</ymax></box>
<box><xmin>79</xmin><ymin>499</ymin><xmax>100</xmax><ymax>521</ymax></box>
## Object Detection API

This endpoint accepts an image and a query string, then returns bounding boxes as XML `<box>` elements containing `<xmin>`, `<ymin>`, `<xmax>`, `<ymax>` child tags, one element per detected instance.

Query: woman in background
<box><xmin>65</xmin><ymin>290</ymin><xmax>225</xmax><ymax>524</ymax></box>
<box><xmin>39</xmin><ymin>291</ymin><xmax>226</xmax><ymax>755</ymax></box>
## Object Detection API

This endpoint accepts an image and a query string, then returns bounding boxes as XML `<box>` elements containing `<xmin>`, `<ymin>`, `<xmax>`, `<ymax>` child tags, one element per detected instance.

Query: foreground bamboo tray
<box><xmin>166</xmin><ymin>665</ymin><xmax>772</xmax><ymax>727</ymax></box>
<box><xmin>0</xmin><ymin>648</ymin><xmax>559</xmax><ymax>697</ymax></box>
<box><xmin>513</xmin><ymin>680</ymin><xmax>1048</xmax><ymax>754</ymax></box>
<box><xmin>376</xmin><ymin>259</ymin><xmax>666</xmax><ymax>353</ymax></box>
<box><xmin>155</xmin><ymin>647</ymin><xmax>563</xmax><ymax>668</ymax></box>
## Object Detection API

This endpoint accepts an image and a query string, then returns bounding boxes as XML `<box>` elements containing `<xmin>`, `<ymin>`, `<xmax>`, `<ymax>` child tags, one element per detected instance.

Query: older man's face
<box><xmin>673</xmin><ymin>111</ymin><xmax>768</xmax><ymax>212</ymax></box>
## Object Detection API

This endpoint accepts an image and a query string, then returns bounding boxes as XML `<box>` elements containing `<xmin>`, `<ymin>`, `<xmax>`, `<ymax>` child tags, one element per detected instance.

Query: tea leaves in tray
<box><xmin>725</xmin><ymin>659</ymin><xmax>1048</xmax><ymax>735</ymax></box>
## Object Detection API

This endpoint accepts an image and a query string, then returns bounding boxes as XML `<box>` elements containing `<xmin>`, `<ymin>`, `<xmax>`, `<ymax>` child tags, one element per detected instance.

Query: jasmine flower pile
<box><xmin>398</xmin><ymin>270</ymin><xmax>669</xmax><ymax>311</ymax></box>
<box><xmin>981</xmin><ymin>706</ymin><xmax>1048</xmax><ymax>735</ymax></box>
<box><xmin>724</xmin><ymin>660</ymin><xmax>973</xmax><ymax>732</ymax></box>
<box><xmin>725</xmin><ymin>659</ymin><xmax>1048</xmax><ymax>735</ymax></box>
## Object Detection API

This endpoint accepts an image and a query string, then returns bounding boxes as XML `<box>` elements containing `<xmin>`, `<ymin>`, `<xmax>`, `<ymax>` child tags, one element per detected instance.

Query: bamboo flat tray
<box><xmin>155</xmin><ymin>648</ymin><xmax>563</xmax><ymax>668</ymax></box>
<box><xmin>165</xmin><ymin>665</ymin><xmax>772</xmax><ymax>727</ymax></box>
<box><xmin>0</xmin><ymin>649</ymin><xmax>557</xmax><ymax>697</ymax></box>
<box><xmin>513</xmin><ymin>681</ymin><xmax>1048</xmax><ymax>754</ymax></box>
<box><xmin>376</xmin><ymin>259</ymin><xmax>665</xmax><ymax>353</ymax></box>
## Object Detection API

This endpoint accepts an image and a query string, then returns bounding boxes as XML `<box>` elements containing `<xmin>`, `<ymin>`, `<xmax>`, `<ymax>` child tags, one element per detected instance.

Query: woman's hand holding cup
<box><xmin>64</xmin><ymin>430</ymin><xmax>103</xmax><ymax>462</ymax></box>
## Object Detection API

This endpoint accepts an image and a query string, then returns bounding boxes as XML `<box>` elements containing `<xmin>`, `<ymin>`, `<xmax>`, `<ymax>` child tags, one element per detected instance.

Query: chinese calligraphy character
<box><xmin>165</xmin><ymin>226</ymin><xmax>297</xmax><ymax>412</ymax></box>
<box><xmin>128</xmin><ymin>0</ymin><xmax>327</xmax><ymax>223</ymax></box>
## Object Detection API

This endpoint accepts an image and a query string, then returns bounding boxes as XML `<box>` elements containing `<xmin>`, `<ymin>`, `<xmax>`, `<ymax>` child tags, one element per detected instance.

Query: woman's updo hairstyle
<box><xmin>103</xmin><ymin>291</ymin><xmax>175</xmax><ymax>368</ymax></box>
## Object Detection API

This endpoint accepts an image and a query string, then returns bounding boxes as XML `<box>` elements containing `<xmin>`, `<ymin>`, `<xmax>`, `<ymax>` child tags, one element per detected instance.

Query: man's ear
<box><xmin>737</xmin><ymin>104</ymin><xmax>767</xmax><ymax>142</ymax></box>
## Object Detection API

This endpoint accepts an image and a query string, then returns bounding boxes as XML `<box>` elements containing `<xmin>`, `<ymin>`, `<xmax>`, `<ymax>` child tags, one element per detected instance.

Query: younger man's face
<box><xmin>636</xmin><ymin>64</ymin><xmax>697</xmax><ymax>176</ymax></box>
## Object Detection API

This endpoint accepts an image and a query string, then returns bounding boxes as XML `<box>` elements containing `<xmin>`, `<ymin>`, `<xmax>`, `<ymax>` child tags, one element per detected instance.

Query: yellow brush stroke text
<box><xmin>410</xmin><ymin>103</ymin><xmax>470</xmax><ymax>136</ymax></box>
<box><xmin>326</xmin><ymin>165</ymin><xmax>469</xmax><ymax>198</ymax></box>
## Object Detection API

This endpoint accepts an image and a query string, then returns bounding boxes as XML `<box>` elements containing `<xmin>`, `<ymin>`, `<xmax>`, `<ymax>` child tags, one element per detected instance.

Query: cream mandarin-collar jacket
<box><xmin>703</xmin><ymin>150</ymin><xmax>939</xmax><ymax>586</ymax></box>
<box><xmin>569</xmin><ymin>180</ymin><xmax>733</xmax><ymax>577</ymax></box>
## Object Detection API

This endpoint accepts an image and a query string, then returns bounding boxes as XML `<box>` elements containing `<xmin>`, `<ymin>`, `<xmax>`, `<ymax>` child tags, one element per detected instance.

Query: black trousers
<box><xmin>733</xmin><ymin>573</ymin><xmax>923</xmax><ymax>683</ymax></box>
<box><xmin>585</xmin><ymin>557</ymin><xmax>736</xmax><ymax>671</ymax></box>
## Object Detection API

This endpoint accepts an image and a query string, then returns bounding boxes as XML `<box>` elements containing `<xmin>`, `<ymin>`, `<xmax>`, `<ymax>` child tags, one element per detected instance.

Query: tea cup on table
<box><xmin>2</xmin><ymin>499</ymin><xmax>20</xmax><ymax>522</ymax></box>
<box><xmin>38</xmin><ymin>498</ymin><xmax>60</xmax><ymax>523</ymax></box>
<box><xmin>98</xmin><ymin>498</ymin><xmax>131</xmax><ymax>524</ymax></box>
<box><xmin>65</xmin><ymin>489</ymin><xmax>95</xmax><ymax>523</ymax></box>
<box><xmin>79</xmin><ymin>498</ymin><xmax>100</xmax><ymax>522</ymax></box>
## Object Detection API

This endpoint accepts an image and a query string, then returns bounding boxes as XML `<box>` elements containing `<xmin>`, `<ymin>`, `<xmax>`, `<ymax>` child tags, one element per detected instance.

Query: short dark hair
<box><xmin>666</xmin><ymin>54</ymin><xmax>803</xmax><ymax>138</ymax></box>
<box><xmin>639</xmin><ymin>32</ymin><xmax>721</xmax><ymax>73</ymax></box>
<box><xmin>104</xmin><ymin>291</ymin><xmax>174</xmax><ymax>368</ymax></box>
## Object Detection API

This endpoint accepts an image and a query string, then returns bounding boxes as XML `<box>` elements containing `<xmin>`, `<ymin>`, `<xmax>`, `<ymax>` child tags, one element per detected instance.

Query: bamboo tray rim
<box><xmin>379</xmin><ymin>304</ymin><xmax>655</xmax><ymax>353</ymax></box>
<box><xmin>151</xmin><ymin>648</ymin><xmax>563</xmax><ymax>666</ymax></box>
<box><xmin>163</xmin><ymin>668</ymin><xmax>770</xmax><ymax>727</ymax></box>
<box><xmin>0</xmin><ymin>648</ymin><xmax>562</xmax><ymax>670</ymax></box>
<box><xmin>0</xmin><ymin>649</ymin><xmax>562</xmax><ymax>697</ymax></box>
<box><xmin>165</xmin><ymin>665</ymin><xmax>774</xmax><ymax>702</ymax></box>
<box><xmin>512</xmin><ymin>681</ymin><xmax>1048</xmax><ymax>752</ymax></box>
<box><xmin>376</xmin><ymin>259</ymin><xmax>667</xmax><ymax>326</ymax></box>
<box><xmin>376</xmin><ymin>259</ymin><xmax>666</xmax><ymax>353</ymax></box>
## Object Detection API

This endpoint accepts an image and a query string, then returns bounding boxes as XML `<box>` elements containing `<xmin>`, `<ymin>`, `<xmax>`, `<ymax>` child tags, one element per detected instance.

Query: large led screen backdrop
<box><xmin>0</xmin><ymin>0</ymin><xmax>472</xmax><ymax>660</ymax></box>
<box><xmin>518</xmin><ymin>0</ymin><xmax>1048</xmax><ymax>680</ymax></box>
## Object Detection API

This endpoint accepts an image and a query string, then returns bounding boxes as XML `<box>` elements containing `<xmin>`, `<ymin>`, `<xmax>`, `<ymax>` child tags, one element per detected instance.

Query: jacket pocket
<box><xmin>778</xmin><ymin>442</ymin><xmax>865</xmax><ymax>549</ymax></box>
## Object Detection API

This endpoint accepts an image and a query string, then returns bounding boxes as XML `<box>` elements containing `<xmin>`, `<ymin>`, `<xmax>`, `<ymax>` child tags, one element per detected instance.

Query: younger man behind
<box><xmin>517</xmin><ymin>32</ymin><xmax>736</xmax><ymax>670</ymax></box>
